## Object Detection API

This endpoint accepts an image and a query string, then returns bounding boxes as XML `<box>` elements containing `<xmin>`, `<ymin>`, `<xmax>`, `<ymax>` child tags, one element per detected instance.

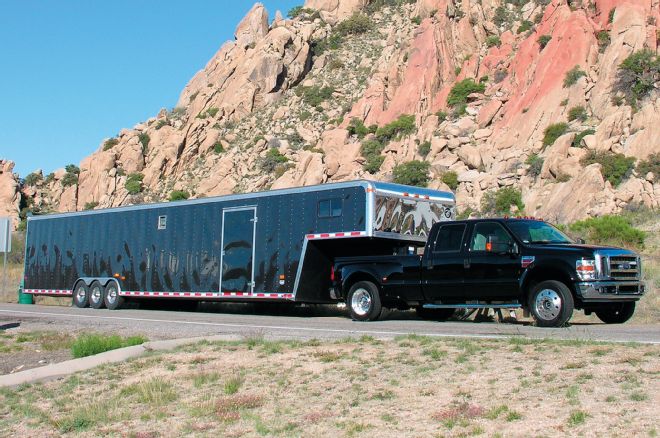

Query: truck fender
<box><xmin>519</xmin><ymin>259</ymin><xmax>577</xmax><ymax>296</ymax></box>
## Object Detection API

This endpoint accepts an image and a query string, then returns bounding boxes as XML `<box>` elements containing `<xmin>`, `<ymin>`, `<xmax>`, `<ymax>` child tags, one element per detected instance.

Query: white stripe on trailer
<box><xmin>120</xmin><ymin>291</ymin><xmax>293</xmax><ymax>299</ymax></box>
<box><xmin>23</xmin><ymin>289</ymin><xmax>72</xmax><ymax>296</ymax></box>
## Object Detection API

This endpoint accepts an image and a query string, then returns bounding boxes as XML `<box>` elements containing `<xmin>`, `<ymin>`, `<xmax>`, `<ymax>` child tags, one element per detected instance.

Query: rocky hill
<box><xmin>2</xmin><ymin>0</ymin><xmax>659</xmax><ymax>229</ymax></box>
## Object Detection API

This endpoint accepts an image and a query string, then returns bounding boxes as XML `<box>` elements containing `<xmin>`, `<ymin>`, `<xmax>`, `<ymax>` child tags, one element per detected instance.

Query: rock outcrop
<box><xmin>0</xmin><ymin>161</ymin><xmax>21</xmax><ymax>229</ymax></box>
<box><xmin>3</xmin><ymin>0</ymin><xmax>659</xmax><ymax>229</ymax></box>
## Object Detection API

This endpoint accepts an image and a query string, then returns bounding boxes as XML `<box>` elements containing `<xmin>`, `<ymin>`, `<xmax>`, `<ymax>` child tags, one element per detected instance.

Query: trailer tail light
<box><xmin>114</xmin><ymin>273</ymin><xmax>120</xmax><ymax>278</ymax></box>
<box><xmin>330</xmin><ymin>266</ymin><xmax>335</xmax><ymax>282</ymax></box>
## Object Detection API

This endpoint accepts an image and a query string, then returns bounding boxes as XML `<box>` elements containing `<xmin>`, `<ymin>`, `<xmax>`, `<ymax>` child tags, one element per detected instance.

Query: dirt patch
<box><xmin>0</xmin><ymin>329</ymin><xmax>74</xmax><ymax>374</ymax></box>
<box><xmin>1</xmin><ymin>335</ymin><xmax>658</xmax><ymax>437</ymax></box>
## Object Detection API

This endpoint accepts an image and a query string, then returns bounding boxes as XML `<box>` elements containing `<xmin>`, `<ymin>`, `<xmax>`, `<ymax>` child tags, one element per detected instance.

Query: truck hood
<box><xmin>525</xmin><ymin>243</ymin><xmax>637</xmax><ymax>256</ymax></box>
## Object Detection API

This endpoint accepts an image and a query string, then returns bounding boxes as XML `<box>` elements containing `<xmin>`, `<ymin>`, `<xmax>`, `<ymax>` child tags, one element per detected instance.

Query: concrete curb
<box><xmin>0</xmin><ymin>334</ymin><xmax>239</xmax><ymax>388</ymax></box>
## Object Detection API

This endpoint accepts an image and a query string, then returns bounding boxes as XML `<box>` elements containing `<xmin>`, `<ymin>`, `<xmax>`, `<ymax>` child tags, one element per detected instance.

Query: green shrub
<box><xmin>125</xmin><ymin>173</ymin><xmax>144</xmax><ymax>195</ymax></box>
<box><xmin>23</xmin><ymin>172</ymin><xmax>42</xmax><ymax>186</ymax></box>
<box><xmin>581</xmin><ymin>151</ymin><xmax>635</xmax><ymax>186</ymax></box>
<box><xmin>567</xmin><ymin>105</ymin><xmax>588</xmax><ymax>122</ymax></box>
<box><xmin>335</xmin><ymin>14</ymin><xmax>372</xmax><ymax>35</ymax></box>
<box><xmin>361</xmin><ymin>139</ymin><xmax>386</xmax><ymax>173</ymax></box>
<box><xmin>542</xmin><ymin>122</ymin><xmax>569</xmax><ymax>147</ymax></box>
<box><xmin>62</xmin><ymin>164</ymin><xmax>80</xmax><ymax>187</ymax></box>
<box><xmin>411</xmin><ymin>15</ymin><xmax>421</xmax><ymax>25</ymax></box>
<box><xmin>441</xmin><ymin>171</ymin><xmax>459</xmax><ymax>190</ymax></box>
<box><xmin>481</xmin><ymin>187</ymin><xmax>524</xmax><ymax>216</ymax></box>
<box><xmin>169</xmin><ymin>190</ymin><xmax>190</xmax><ymax>202</ymax></box>
<box><xmin>206</xmin><ymin>107</ymin><xmax>219</xmax><ymax>117</ymax></box>
<box><xmin>103</xmin><ymin>138</ymin><xmax>119</xmax><ymax>151</ymax></box>
<box><xmin>617</xmin><ymin>49</ymin><xmax>659</xmax><ymax>105</ymax></box>
<box><xmin>260</xmin><ymin>148</ymin><xmax>289</xmax><ymax>173</ymax></box>
<box><xmin>418</xmin><ymin>141</ymin><xmax>431</xmax><ymax>157</ymax></box>
<box><xmin>486</xmin><ymin>35</ymin><xmax>501</xmax><ymax>48</ymax></box>
<box><xmin>312</xmin><ymin>33</ymin><xmax>343</xmax><ymax>54</ymax></box>
<box><xmin>83</xmin><ymin>202</ymin><xmax>99</xmax><ymax>210</ymax></box>
<box><xmin>454</xmin><ymin>66</ymin><xmax>462</xmax><ymax>76</ymax></box>
<box><xmin>571</xmin><ymin>129</ymin><xmax>595</xmax><ymax>148</ymax></box>
<box><xmin>636</xmin><ymin>153</ymin><xmax>660</xmax><ymax>182</ymax></box>
<box><xmin>375</xmin><ymin>114</ymin><xmax>416</xmax><ymax>142</ymax></box>
<box><xmin>71</xmin><ymin>333</ymin><xmax>146</xmax><ymax>358</ymax></box>
<box><xmin>608</xmin><ymin>8</ymin><xmax>616</xmax><ymax>23</ymax></box>
<box><xmin>297</xmin><ymin>85</ymin><xmax>335</xmax><ymax>107</ymax></box>
<box><xmin>65</xmin><ymin>164</ymin><xmax>80</xmax><ymax>175</ymax></box>
<box><xmin>447</xmin><ymin>79</ymin><xmax>485</xmax><ymax>107</ymax></box>
<box><xmin>366</xmin><ymin>0</ymin><xmax>416</xmax><ymax>13</ymax></box>
<box><xmin>392</xmin><ymin>161</ymin><xmax>430</xmax><ymax>187</ymax></box>
<box><xmin>138</xmin><ymin>133</ymin><xmax>150</xmax><ymax>154</ymax></box>
<box><xmin>563</xmin><ymin>66</ymin><xmax>587</xmax><ymax>87</ymax></box>
<box><xmin>213</xmin><ymin>142</ymin><xmax>225</xmax><ymax>154</ymax></box>
<box><xmin>436</xmin><ymin>111</ymin><xmax>448</xmax><ymax>122</ymax></box>
<box><xmin>569</xmin><ymin>215</ymin><xmax>645</xmax><ymax>249</ymax></box>
<box><xmin>348</xmin><ymin>118</ymin><xmax>369</xmax><ymax>138</ymax></box>
<box><xmin>525</xmin><ymin>153</ymin><xmax>544</xmax><ymax>178</ymax></box>
<box><xmin>517</xmin><ymin>20</ymin><xmax>533</xmax><ymax>34</ymax></box>
<box><xmin>494</xmin><ymin>6</ymin><xmax>510</xmax><ymax>27</ymax></box>
<box><xmin>288</xmin><ymin>6</ymin><xmax>316</xmax><ymax>18</ymax></box>
<box><xmin>596</xmin><ymin>30</ymin><xmax>610</xmax><ymax>52</ymax></box>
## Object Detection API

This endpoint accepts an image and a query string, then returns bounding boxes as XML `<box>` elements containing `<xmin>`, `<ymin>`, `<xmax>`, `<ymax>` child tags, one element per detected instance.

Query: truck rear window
<box><xmin>433</xmin><ymin>224</ymin><xmax>466</xmax><ymax>252</ymax></box>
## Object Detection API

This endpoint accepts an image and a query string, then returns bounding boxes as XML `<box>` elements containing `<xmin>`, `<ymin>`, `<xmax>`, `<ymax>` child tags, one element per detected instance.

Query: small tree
<box><xmin>447</xmin><ymin>79</ymin><xmax>485</xmax><ymax>108</ymax></box>
<box><xmin>616</xmin><ymin>49</ymin><xmax>659</xmax><ymax>105</ymax></box>
<box><xmin>361</xmin><ymin>139</ymin><xmax>385</xmax><ymax>173</ymax></box>
<box><xmin>103</xmin><ymin>138</ymin><xmax>119</xmax><ymax>151</ymax></box>
<box><xmin>636</xmin><ymin>153</ymin><xmax>660</xmax><ymax>182</ymax></box>
<box><xmin>581</xmin><ymin>151</ymin><xmax>635</xmax><ymax>186</ymax></box>
<box><xmin>542</xmin><ymin>123</ymin><xmax>569</xmax><ymax>147</ymax></box>
<box><xmin>23</xmin><ymin>172</ymin><xmax>42</xmax><ymax>186</ymax></box>
<box><xmin>375</xmin><ymin>114</ymin><xmax>416</xmax><ymax>143</ymax></box>
<box><xmin>537</xmin><ymin>35</ymin><xmax>551</xmax><ymax>49</ymax></box>
<box><xmin>125</xmin><ymin>173</ymin><xmax>144</xmax><ymax>195</ymax></box>
<box><xmin>169</xmin><ymin>190</ymin><xmax>190</xmax><ymax>202</ymax></box>
<box><xmin>392</xmin><ymin>161</ymin><xmax>430</xmax><ymax>187</ymax></box>
<box><xmin>441</xmin><ymin>171</ymin><xmax>459</xmax><ymax>190</ymax></box>
<box><xmin>138</xmin><ymin>133</ymin><xmax>150</xmax><ymax>154</ymax></box>
<box><xmin>418</xmin><ymin>141</ymin><xmax>431</xmax><ymax>157</ymax></box>
<box><xmin>570</xmin><ymin>215</ymin><xmax>645</xmax><ymax>249</ymax></box>
<box><xmin>481</xmin><ymin>187</ymin><xmax>525</xmax><ymax>216</ymax></box>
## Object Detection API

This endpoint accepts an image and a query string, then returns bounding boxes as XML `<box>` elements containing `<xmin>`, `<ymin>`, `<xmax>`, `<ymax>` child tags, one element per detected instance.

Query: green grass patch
<box><xmin>71</xmin><ymin>333</ymin><xmax>147</xmax><ymax>358</ymax></box>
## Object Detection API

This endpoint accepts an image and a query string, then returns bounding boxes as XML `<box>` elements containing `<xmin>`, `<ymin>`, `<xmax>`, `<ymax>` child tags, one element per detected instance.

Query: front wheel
<box><xmin>528</xmin><ymin>280</ymin><xmax>574</xmax><ymax>327</ymax></box>
<box><xmin>347</xmin><ymin>281</ymin><xmax>382</xmax><ymax>321</ymax></box>
<box><xmin>595</xmin><ymin>302</ymin><xmax>635</xmax><ymax>324</ymax></box>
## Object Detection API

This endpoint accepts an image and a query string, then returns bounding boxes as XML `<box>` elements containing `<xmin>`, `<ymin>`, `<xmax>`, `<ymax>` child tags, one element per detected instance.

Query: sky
<box><xmin>0</xmin><ymin>0</ymin><xmax>301</xmax><ymax>177</ymax></box>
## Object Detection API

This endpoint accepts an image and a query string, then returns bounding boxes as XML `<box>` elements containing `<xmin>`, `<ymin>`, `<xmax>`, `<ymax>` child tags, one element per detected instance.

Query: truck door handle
<box><xmin>464</xmin><ymin>259</ymin><xmax>470</xmax><ymax>269</ymax></box>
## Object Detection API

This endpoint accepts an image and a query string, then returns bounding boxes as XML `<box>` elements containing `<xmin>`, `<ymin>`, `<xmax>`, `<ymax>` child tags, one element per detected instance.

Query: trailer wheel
<box><xmin>347</xmin><ymin>281</ymin><xmax>382</xmax><ymax>322</ymax></box>
<box><xmin>72</xmin><ymin>282</ymin><xmax>90</xmax><ymax>308</ymax></box>
<box><xmin>595</xmin><ymin>302</ymin><xmax>635</xmax><ymax>324</ymax></box>
<box><xmin>104</xmin><ymin>281</ymin><xmax>124</xmax><ymax>310</ymax></box>
<box><xmin>528</xmin><ymin>280</ymin><xmax>574</xmax><ymax>327</ymax></box>
<box><xmin>89</xmin><ymin>281</ymin><xmax>105</xmax><ymax>309</ymax></box>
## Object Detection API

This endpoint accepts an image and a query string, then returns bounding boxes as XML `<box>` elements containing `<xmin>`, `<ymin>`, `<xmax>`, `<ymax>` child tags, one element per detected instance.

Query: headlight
<box><xmin>576</xmin><ymin>259</ymin><xmax>597</xmax><ymax>281</ymax></box>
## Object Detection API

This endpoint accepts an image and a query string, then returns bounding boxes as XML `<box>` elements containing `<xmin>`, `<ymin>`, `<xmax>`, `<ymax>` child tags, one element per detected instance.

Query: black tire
<box><xmin>347</xmin><ymin>281</ymin><xmax>382</xmax><ymax>321</ymax></box>
<box><xmin>528</xmin><ymin>280</ymin><xmax>574</xmax><ymax>327</ymax></box>
<box><xmin>595</xmin><ymin>302</ymin><xmax>635</xmax><ymax>324</ymax></box>
<box><xmin>416</xmin><ymin>307</ymin><xmax>455</xmax><ymax>321</ymax></box>
<box><xmin>89</xmin><ymin>281</ymin><xmax>105</xmax><ymax>309</ymax></box>
<box><xmin>104</xmin><ymin>281</ymin><xmax>125</xmax><ymax>310</ymax></box>
<box><xmin>72</xmin><ymin>282</ymin><xmax>90</xmax><ymax>308</ymax></box>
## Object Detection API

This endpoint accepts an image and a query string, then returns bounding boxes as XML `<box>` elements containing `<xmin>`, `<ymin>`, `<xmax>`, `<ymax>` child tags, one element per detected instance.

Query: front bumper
<box><xmin>577</xmin><ymin>281</ymin><xmax>645</xmax><ymax>302</ymax></box>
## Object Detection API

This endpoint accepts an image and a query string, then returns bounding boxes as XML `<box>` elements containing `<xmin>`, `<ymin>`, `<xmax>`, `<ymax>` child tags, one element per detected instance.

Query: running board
<box><xmin>423</xmin><ymin>303</ymin><xmax>522</xmax><ymax>309</ymax></box>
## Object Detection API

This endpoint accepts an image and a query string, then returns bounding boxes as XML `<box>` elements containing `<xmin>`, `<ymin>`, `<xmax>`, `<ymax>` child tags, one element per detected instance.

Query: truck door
<box><xmin>220</xmin><ymin>207</ymin><xmax>257</xmax><ymax>294</ymax></box>
<box><xmin>464</xmin><ymin>222</ymin><xmax>520</xmax><ymax>300</ymax></box>
<box><xmin>422</xmin><ymin>223</ymin><xmax>467</xmax><ymax>302</ymax></box>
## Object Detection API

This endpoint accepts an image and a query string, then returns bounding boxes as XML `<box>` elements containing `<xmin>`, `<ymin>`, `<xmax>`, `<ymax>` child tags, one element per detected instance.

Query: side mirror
<box><xmin>577</xmin><ymin>238</ymin><xmax>586</xmax><ymax>244</ymax></box>
<box><xmin>486</xmin><ymin>235</ymin><xmax>510</xmax><ymax>254</ymax></box>
<box><xmin>509</xmin><ymin>242</ymin><xmax>520</xmax><ymax>255</ymax></box>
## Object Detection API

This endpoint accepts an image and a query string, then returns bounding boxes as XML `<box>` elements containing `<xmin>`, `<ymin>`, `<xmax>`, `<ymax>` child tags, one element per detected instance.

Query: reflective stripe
<box><xmin>307</xmin><ymin>231</ymin><xmax>367</xmax><ymax>240</ymax></box>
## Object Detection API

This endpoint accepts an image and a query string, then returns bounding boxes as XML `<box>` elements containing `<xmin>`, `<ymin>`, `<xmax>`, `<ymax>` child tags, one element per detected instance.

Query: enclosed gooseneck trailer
<box><xmin>23</xmin><ymin>180</ymin><xmax>455</xmax><ymax>310</ymax></box>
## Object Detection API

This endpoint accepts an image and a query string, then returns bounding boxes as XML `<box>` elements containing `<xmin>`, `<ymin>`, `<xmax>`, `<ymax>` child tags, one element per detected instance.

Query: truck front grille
<box><xmin>608</xmin><ymin>256</ymin><xmax>639</xmax><ymax>280</ymax></box>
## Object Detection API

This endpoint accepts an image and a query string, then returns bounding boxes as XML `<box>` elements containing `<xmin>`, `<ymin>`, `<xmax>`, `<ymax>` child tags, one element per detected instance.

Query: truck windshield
<box><xmin>507</xmin><ymin>221</ymin><xmax>574</xmax><ymax>244</ymax></box>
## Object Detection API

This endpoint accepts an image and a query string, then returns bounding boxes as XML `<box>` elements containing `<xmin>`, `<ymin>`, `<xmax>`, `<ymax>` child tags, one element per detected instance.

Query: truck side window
<box><xmin>470</xmin><ymin>222</ymin><xmax>513</xmax><ymax>252</ymax></box>
<box><xmin>433</xmin><ymin>224</ymin><xmax>466</xmax><ymax>252</ymax></box>
<box><xmin>318</xmin><ymin>198</ymin><xmax>342</xmax><ymax>218</ymax></box>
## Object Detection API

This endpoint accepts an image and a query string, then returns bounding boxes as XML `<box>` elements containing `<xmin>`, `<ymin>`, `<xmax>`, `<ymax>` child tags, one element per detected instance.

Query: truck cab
<box><xmin>333</xmin><ymin>218</ymin><xmax>645</xmax><ymax>327</ymax></box>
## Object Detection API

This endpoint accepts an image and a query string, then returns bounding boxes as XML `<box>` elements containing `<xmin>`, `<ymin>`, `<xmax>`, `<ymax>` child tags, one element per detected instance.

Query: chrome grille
<box><xmin>608</xmin><ymin>256</ymin><xmax>639</xmax><ymax>280</ymax></box>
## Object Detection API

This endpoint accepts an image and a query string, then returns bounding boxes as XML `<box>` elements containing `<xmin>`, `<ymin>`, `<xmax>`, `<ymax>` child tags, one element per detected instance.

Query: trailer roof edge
<box><xmin>27</xmin><ymin>180</ymin><xmax>455</xmax><ymax>221</ymax></box>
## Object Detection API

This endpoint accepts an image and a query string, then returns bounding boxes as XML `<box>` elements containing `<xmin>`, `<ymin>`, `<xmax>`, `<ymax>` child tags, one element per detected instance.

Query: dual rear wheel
<box><xmin>72</xmin><ymin>281</ymin><xmax>124</xmax><ymax>310</ymax></box>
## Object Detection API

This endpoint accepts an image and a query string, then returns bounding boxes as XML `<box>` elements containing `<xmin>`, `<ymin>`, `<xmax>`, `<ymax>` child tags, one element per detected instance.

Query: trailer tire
<box><xmin>416</xmin><ymin>307</ymin><xmax>455</xmax><ymax>321</ymax></box>
<box><xmin>89</xmin><ymin>281</ymin><xmax>105</xmax><ymax>309</ymax></box>
<box><xmin>72</xmin><ymin>282</ymin><xmax>90</xmax><ymax>308</ymax></box>
<box><xmin>104</xmin><ymin>281</ymin><xmax>124</xmax><ymax>310</ymax></box>
<box><xmin>595</xmin><ymin>302</ymin><xmax>635</xmax><ymax>324</ymax></box>
<box><xmin>528</xmin><ymin>280</ymin><xmax>574</xmax><ymax>327</ymax></box>
<box><xmin>347</xmin><ymin>281</ymin><xmax>382</xmax><ymax>322</ymax></box>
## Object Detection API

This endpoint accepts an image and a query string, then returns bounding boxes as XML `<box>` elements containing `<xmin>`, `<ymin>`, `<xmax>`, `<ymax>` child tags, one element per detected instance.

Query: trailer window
<box><xmin>318</xmin><ymin>198</ymin><xmax>342</xmax><ymax>218</ymax></box>
<box><xmin>433</xmin><ymin>224</ymin><xmax>466</xmax><ymax>252</ymax></box>
<box><xmin>158</xmin><ymin>215</ymin><xmax>167</xmax><ymax>230</ymax></box>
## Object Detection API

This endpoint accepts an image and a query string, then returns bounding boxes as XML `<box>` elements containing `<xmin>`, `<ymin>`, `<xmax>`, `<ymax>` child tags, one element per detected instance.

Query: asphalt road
<box><xmin>0</xmin><ymin>303</ymin><xmax>658</xmax><ymax>344</ymax></box>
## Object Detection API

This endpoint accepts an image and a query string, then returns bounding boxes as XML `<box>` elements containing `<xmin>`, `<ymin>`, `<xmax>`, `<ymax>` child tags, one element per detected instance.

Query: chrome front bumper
<box><xmin>577</xmin><ymin>281</ymin><xmax>645</xmax><ymax>302</ymax></box>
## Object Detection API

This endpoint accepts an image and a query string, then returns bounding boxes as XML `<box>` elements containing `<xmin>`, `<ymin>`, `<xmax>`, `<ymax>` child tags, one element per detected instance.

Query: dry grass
<box><xmin>0</xmin><ymin>264</ymin><xmax>22</xmax><ymax>303</ymax></box>
<box><xmin>0</xmin><ymin>336</ymin><xmax>658</xmax><ymax>437</ymax></box>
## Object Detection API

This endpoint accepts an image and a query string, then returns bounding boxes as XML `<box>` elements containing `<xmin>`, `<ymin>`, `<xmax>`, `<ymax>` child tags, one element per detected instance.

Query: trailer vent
<box><xmin>158</xmin><ymin>215</ymin><xmax>167</xmax><ymax>230</ymax></box>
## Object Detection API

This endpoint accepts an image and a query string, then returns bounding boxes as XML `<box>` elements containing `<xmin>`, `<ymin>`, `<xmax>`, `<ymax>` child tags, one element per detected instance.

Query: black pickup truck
<box><xmin>332</xmin><ymin>218</ymin><xmax>645</xmax><ymax>327</ymax></box>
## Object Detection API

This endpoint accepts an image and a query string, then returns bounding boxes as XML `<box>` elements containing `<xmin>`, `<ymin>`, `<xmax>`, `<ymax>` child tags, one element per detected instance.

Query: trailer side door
<box><xmin>220</xmin><ymin>207</ymin><xmax>257</xmax><ymax>294</ymax></box>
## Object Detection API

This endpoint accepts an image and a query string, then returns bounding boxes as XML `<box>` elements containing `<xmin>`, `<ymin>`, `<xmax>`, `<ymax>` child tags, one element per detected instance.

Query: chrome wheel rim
<box><xmin>106</xmin><ymin>286</ymin><xmax>117</xmax><ymax>304</ymax></box>
<box><xmin>76</xmin><ymin>286</ymin><xmax>87</xmax><ymax>303</ymax></box>
<box><xmin>90</xmin><ymin>285</ymin><xmax>102</xmax><ymax>304</ymax></box>
<box><xmin>535</xmin><ymin>289</ymin><xmax>561</xmax><ymax>321</ymax></box>
<box><xmin>351</xmin><ymin>288</ymin><xmax>372</xmax><ymax>316</ymax></box>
